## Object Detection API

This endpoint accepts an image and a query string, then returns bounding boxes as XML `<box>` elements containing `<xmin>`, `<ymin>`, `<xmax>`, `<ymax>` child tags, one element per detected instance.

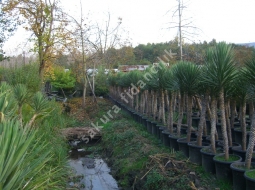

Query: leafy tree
<box><xmin>0</xmin><ymin>5</ymin><xmax>17</xmax><ymax>61</ymax></box>
<box><xmin>49</xmin><ymin>66</ymin><xmax>76</xmax><ymax>91</ymax></box>
<box><xmin>2</xmin><ymin>0</ymin><xmax>69</xmax><ymax>77</ymax></box>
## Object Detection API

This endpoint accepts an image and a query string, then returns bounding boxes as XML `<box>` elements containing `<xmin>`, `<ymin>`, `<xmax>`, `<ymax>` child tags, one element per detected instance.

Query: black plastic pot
<box><xmin>188</xmin><ymin>141</ymin><xmax>210</xmax><ymax>165</ymax></box>
<box><xmin>151</xmin><ymin>121</ymin><xmax>158</xmax><ymax>136</ymax></box>
<box><xmin>234</xmin><ymin>128</ymin><xmax>250</xmax><ymax>147</ymax></box>
<box><xmin>177</xmin><ymin>137</ymin><xmax>196</xmax><ymax>158</ymax></box>
<box><xmin>146</xmin><ymin>122</ymin><xmax>152</xmax><ymax>134</ymax></box>
<box><xmin>169</xmin><ymin>134</ymin><xmax>179</xmax><ymax>151</ymax></box>
<box><xmin>146</xmin><ymin>119</ymin><xmax>152</xmax><ymax>134</ymax></box>
<box><xmin>192</xmin><ymin>117</ymin><xmax>200</xmax><ymax>128</ymax></box>
<box><xmin>156</xmin><ymin>124</ymin><xmax>164</xmax><ymax>139</ymax></box>
<box><xmin>200</xmin><ymin>147</ymin><xmax>222</xmax><ymax>174</ymax></box>
<box><xmin>159</xmin><ymin>126</ymin><xmax>166</xmax><ymax>142</ymax></box>
<box><xmin>230</xmin><ymin>162</ymin><xmax>255</xmax><ymax>190</ymax></box>
<box><xmin>232</xmin><ymin>146</ymin><xmax>255</xmax><ymax>162</ymax></box>
<box><xmin>217</xmin><ymin>141</ymin><xmax>241</xmax><ymax>154</ymax></box>
<box><xmin>244</xmin><ymin>169</ymin><xmax>255</xmax><ymax>190</ymax></box>
<box><xmin>216</xmin><ymin>123</ymin><xmax>223</xmax><ymax>139</ymax></box>
<box><xmin>180</xmin><ymin>125</ymin><xmax>188</xmax><ymax>135</ymax></box>
<box><xmin>162</xmin><ymin>130</ymin><xmax>171</xmax><ymax>147</ymax></box>
<box><xmin>213</xmin><ymin>153</ymin><xmax>242</xmax><ymax>183</ymax></box>
<box><xmin>142</xmin><ymin>116</ymin><xmax>147</xmax><ymax>128</ymax></box>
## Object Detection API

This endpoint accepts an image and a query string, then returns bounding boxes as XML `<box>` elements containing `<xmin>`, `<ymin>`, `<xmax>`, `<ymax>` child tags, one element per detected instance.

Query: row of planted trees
<box><xmin>108</xmin><ymin>42</ymin><xmax>255</xmax><ymax>173</ymax></box>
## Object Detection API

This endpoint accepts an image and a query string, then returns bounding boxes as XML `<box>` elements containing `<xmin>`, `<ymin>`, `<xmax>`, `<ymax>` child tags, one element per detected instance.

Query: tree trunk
<box><xmin>167</xmin><ymin>92</ymin><xmax>174</xmax><ymax>133</ymax></box>
<box><xmin>177</xmin><ymin>93</ymin><xmax>184</xmax><ymax>137</ymax></box>
<box><xmin>161</xmin><ymin>89</ymin><xmax>166</xmax><ymax>125</ymax></box>
<box><xmin>210</xmin><ymin>96</ymin><xmax>217</xmax><ymax>154</ymax></box>
<box><xmin>230</xmin><ymin>100</ymin><xmax>236</xmax><ymax>129</ymax></box>
<box><xmin>186</xmin><ymin>95</ymin><xmax>193</xmax><ymax>142</ymax></box>
<box><xmin>197</xmin><ymin>94</ymin><xmax>208</xmax><ymax>146</ymax></box>
<box><xmin>240</xmin><ymin>101</ymin><xmax>247</xmax><ymax>150</ymax></box>
<box><xmin>245</xmin><ymin>109</ymin><xmax>255</xmax><ymax>169</ymax></box>
<box><xmin>225</xmin><ymin>100</ymin><xmax>232</xmax><ymax>147</ymax></box>
<box><xmin>153</xmin><ymin>91</ymin><xmax>158</xmax><ymax>120</ymax></box>
<box><xmin>249</xmin><ymin>102</ymin><xmax>254</xmax><ymax>121</ymax></box>
<box><xmin>219</xmin><ymin>89</ymin><xmax>229</xmax><ymax>160</ymax></box>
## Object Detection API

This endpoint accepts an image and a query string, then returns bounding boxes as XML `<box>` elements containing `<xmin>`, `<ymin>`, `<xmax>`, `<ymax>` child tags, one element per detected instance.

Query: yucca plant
<box><xmin>0</xmin><ymin>120</ymin><xmax>56</xmax><ymax>190</ymax></box>
<box><xmin>232</xmin><ymin>70</ymin><xmax>249</xmax><ymax>150</ymax></box>
<box><xmin>171</xmin><ymin>61</ymin><xmax>201</xmax><ymax>141</ymax></box>
<box><xmin>243</xmin><ymin>58</ymin><xmax>255</xmax><ymax>169</ymax></box>
<box><xmin>164</xmin><ymin>67</ymin><xmax>176</xmax><ymax>133</ymax></box>
<box><xmin>13</xmin><ymin>84</ymin><xmax>31</xmax><ymax>125</ymax></box>
<box><xmin>0</xmin><ymin>82</ymin><xmax>17</xmax><ymax>121</ymax></box>
<box><xmin>147</xmin><ymin>63</ymin><xmax>168</xmax><ymax>124</ymax></box>
<box><xmin>28</xmin><ymin>92</ymin><xmax>53</xmax><ymax>127</ymax></box>
<box><xmin>202</xmin><ymin>42</ymin><xmax>237</xmax><ymax>159</ymax></box>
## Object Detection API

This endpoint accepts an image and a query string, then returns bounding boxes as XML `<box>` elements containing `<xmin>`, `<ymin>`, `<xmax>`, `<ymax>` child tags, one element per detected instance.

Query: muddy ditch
<box><xmin>67</xmin><ymin>140</ymin><xmax>119</xmax><ymax>190</ymax></box>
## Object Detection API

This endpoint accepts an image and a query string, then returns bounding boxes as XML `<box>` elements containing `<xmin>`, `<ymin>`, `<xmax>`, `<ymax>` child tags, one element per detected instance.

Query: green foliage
<box><xmin>0</xmin><ymin>82</ymin><xmax>68</xmax><ymax>189</ymax></box>
<box><xmin>94</xmin><ymin>67</ymin><xmax>109</xmax><ymax>96</ymax></box>
<box><xmin>0</xmin><ymin>10</ymin><xmax>17</xmax><ymax>61</ymax></box>
<box><xmin>202</xmin><ymin>42</ymin><xmax>237</xmax><ymax>91</ymax></box>
<box><xmin>2</xmin><ymin>63</ymin><xmax>41</xmax><ymax>93</ymax></box>
<box><xmin>50</xmin><ymin>67</ymin><xmax>76</xmax><ymax>90</ymax></box>
<box><xmin>0</xmin><ymin>120</ymin><xmax>54</xmax><ymax>190</ymax></box>
<box><xmin>145</xmin><ymin>170</ymin><xmax>166</xmax><ymax>189</ymax></box>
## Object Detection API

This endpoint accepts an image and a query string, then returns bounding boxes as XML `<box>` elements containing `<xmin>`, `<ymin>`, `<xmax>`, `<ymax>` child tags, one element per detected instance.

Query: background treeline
<box><xmin>52</xmin><ymin>38</ymin><xmax>255</xmax><ymax>69</ymax></box>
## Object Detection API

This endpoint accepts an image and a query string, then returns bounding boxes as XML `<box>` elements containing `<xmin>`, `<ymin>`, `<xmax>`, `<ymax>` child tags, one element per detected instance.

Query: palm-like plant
<box><xmin>202</xmin><ymin>42</ymin><xmax>236</xmax><ymax>160</ymax></box>
<box><xmin>28</xmin><ymin>92</ymin><xmax>53</xmax><ymax>127</ymax></box>
<box><xmin>232</xmin><ymin>71</ymin><xmax>249</xmax><ymax>150</ymax></box>
<box><xmin>172</xmin><ymin>61</ymin><xmax>200</xmax><ymax>141</ymax></box>
<box><xmin>0</xmin><ymin>120</ymin><xmax>55</xmax><ymax>190</ymax></box>
<box><xmin>243</xmin><ymin>58</ymin><xmax>255</xmax><ymax>169</ymax></box>
<box><xmin>13</xmin><ymin>84</ymin><xmax>31</xmax><ymax>125</ymax></box>
<box><xmin>164</xmin><ymin>67</ymin><xmax>176</xmax><ymax>133</ymax></box>
<box><xmin>147</xmin><ymin>63</ymin><xmax>168</xmax><ymax>124</ymax></box>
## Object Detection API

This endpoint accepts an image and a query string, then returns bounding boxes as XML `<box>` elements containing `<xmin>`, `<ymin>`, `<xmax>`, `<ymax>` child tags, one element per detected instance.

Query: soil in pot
<box><xmin>200</xmin><ymin>147</ymin><xmax>223</xmax><ymax>174</ymax></box>
<box><xmin>213</xmin><ymin>153</ymin><xmax>242</xmax><ymax>183</ymax></box>
<box><xmin>188</xmin><ymin>141</ymin><xmax>210</xmax><ymax>165</ymax></box>
<box><xmin>230</xmin><ymin>162</ymin><xmax>255</xmax><ymax>190</ymax></box>
<box><xmin>244</xmin><ymin>169</ymin><xmax>255</xmax><ymax>190</ymax></box>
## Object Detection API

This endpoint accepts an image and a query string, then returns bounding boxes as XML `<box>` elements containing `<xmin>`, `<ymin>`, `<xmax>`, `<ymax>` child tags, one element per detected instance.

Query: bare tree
<box><xmin>168</xmin><ymin>0</ymin><xmax>200</xmax><ymax>60</ymax></box>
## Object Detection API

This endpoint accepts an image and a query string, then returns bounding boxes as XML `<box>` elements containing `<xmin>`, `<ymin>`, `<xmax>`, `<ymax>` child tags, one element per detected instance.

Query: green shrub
<box><xmin>2</xmin><ymin>63</ymin><xmax>41</xmax><ymax>93</ymax></box>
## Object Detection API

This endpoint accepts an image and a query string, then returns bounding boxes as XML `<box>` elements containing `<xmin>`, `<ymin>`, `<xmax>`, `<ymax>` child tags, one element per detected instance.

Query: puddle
<box><xmin>68</xmin><ymin>148</ymin><xmax>119</xmax><ymax>190</ymax></box>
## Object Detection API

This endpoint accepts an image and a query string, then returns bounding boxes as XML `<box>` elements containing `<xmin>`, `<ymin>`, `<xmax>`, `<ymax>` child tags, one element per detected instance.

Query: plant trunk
<box><xmin>240</xmin><ymin>101</ymin><xmax>247</xmax><ymax>150</ymax></box>
<box><xmin>230</xmin><ymin>100</ymin><xmax>236</xmax><ymax>129</ymax></box>
<box><xmin>161</xmin><ymin>89</ymin><xmax>166</xmax><ymax>125</ymax></box>
<box><xmin>219</xmin><ymin>89</ymin><xmax>229</xmax><ymax>160</ymax></box>
<box><xmin>197</xmin><ymin>94</ymin><xmax>208</xmax><ymax>146</ymax></box>
<box><xmin>225</xmin><ymin>100</ymin><xmax>232</xmax><ymax>147</ymax></box>
<box><xmin>167</xmin><ymin>92</ymin><xmax>174</xmax><ymax>133</ymax></box>
<box><xmin>210</xmin><ymin>96</ymin><xmax>217</xmax><ymax>154</ymax></box>
<box><xmin>186</xmin><ymin>95</ymin><xmax>193</xmax><ymax>142</ymax></box>
<box><xmin>195</xmin><ymin>96</ymin><xmax>202</xmax><ymax>115</ymax></box>
<box><xmin>177</xmin><ymin>93</ymin><xmax>184</xmax><ymax>137</ymax></box>
<box><xmin>245</xmin><ymin>109</ymin><xmax>255</xmax><ymax>169</ymax></box>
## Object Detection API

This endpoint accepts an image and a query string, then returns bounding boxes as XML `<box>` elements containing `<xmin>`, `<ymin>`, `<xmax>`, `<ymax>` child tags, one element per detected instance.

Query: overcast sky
<box><xmin>3</xmin><ymin>0</ymin><xmax>255</xmax><ymax>55</ymax></box>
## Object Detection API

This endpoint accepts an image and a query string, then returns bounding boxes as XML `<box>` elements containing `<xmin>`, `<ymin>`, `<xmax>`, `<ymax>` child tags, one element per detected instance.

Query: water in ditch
<box><xmin>68</xmin><ymin>145</ymin><xmax>119</xmax><ymax>190</ymax></box>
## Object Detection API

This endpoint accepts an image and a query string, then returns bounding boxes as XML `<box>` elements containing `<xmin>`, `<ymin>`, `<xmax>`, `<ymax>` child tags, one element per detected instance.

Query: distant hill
<box><xmin>238</xmin><ymin>42</ymin><xmax>255</xmax><ymax>48</ymax></box>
